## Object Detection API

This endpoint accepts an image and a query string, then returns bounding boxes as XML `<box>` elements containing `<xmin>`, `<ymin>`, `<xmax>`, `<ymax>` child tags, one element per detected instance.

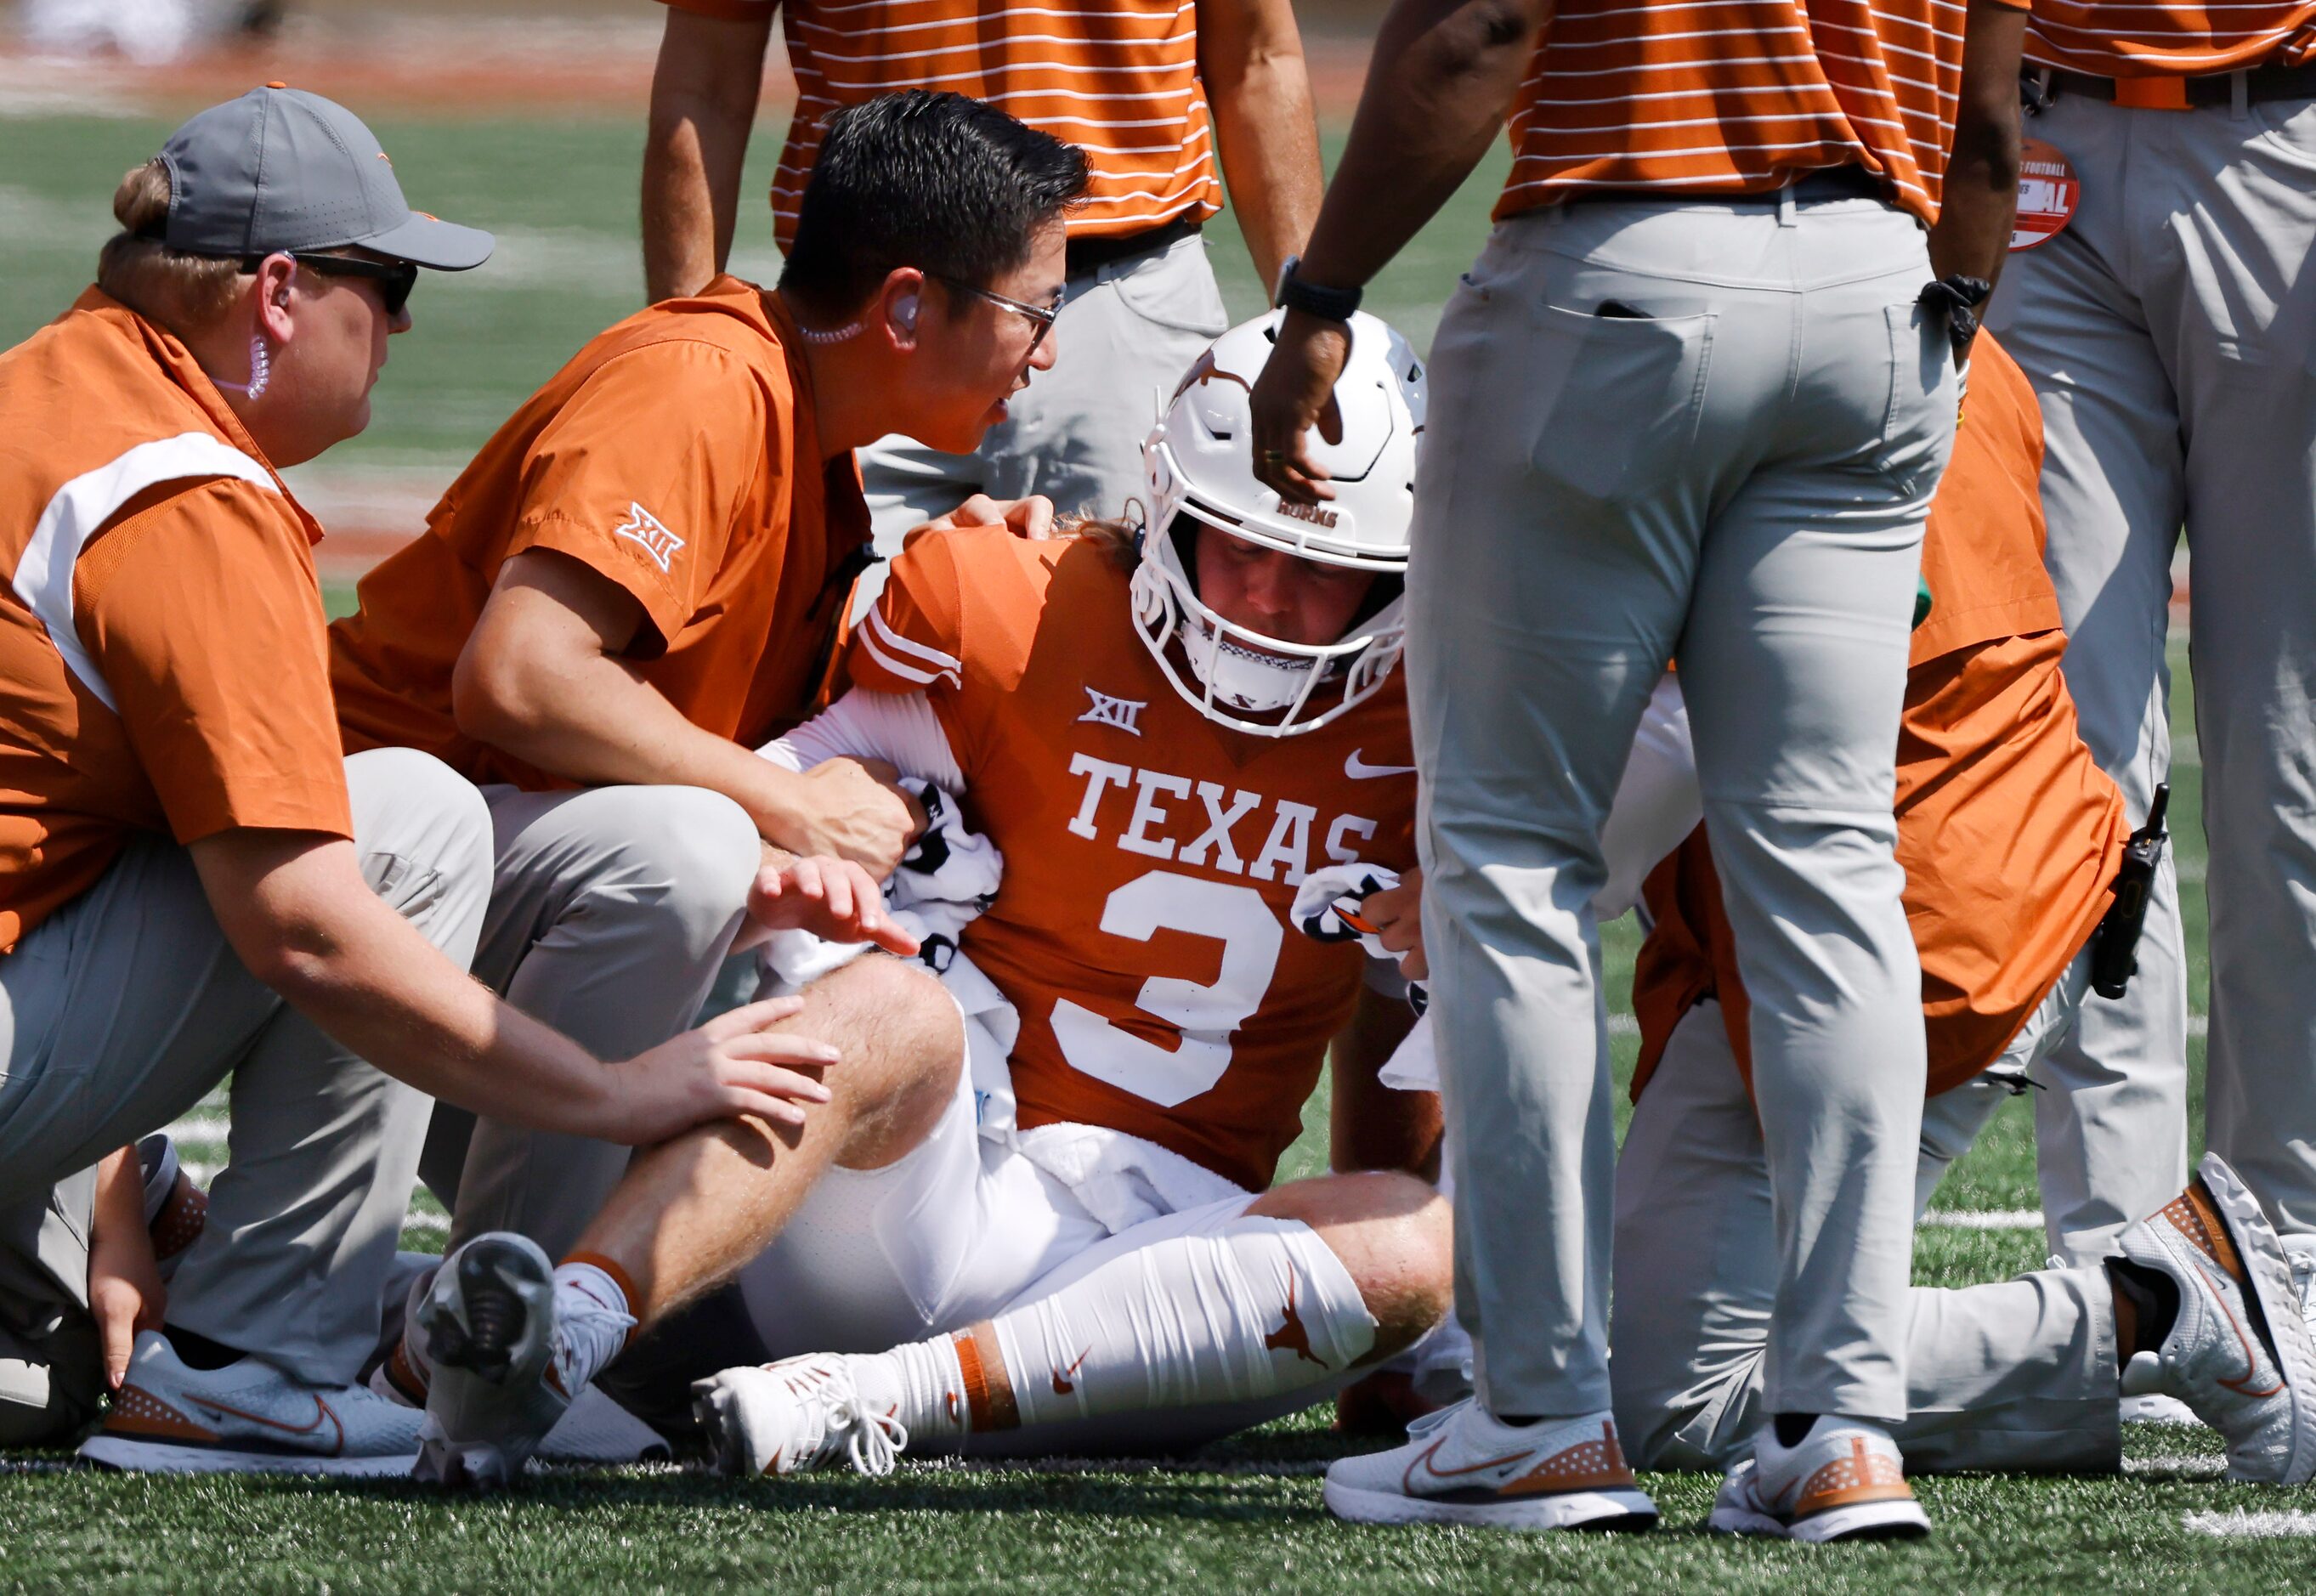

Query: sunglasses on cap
<box><xmin>239</xmin><ymin>251</ymin><xmax>420</xmax><ymax>317</ymax></box>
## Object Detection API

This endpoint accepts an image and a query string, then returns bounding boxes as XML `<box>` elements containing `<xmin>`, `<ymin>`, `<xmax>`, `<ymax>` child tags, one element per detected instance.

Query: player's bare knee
<box><xmin>803</xmin><ymin>954</ymin><xmax>963</xmax><ymax>1168</ymax></box>
<box><xmin>1255</xmin><ymin>1170</ymin><xmax>1452</xmax><ymax>1354</ymax></box>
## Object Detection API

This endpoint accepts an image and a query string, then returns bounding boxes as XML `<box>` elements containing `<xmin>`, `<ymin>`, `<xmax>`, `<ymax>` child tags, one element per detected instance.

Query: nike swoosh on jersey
<box><xmin>1345</xmin><ymin>750</ymin><xmax>1418</xmax><ymax>779</ymax></box>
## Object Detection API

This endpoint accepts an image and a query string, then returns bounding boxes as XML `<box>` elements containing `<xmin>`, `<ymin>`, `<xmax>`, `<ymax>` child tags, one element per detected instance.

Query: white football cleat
<box><xmin>1321</xmin><ymin>1399</ymin><xmax>1658</xmax><ymax>1531</ymax></box>
<box><xmin>2119</xmin><ymin>1392</ymin><xmax>2201</xmax><ymax>1426</ymax></box>
<box><xmin>2115</xmin><ymin>1153</ymin><xmax>2316</xmax><ymax>1484</ymax></box>
<box><xmin>693</xmin><ymin>1355</ymin><xmax>907</xmax><ymax>1478</ymax></box>
<box><xmin>414</xmin><ymin>1232</ymin><xmax>566</xmax><ymax>1487</ymax></box>
<box><xmin>1708</xmin><ymin>1417</ymin><xmax>1929</xmax><ymax>1543</ymax></box>
<box><xmin>77</xmin><ymin>1331</ymin><xmax>421</xmax><ymax>1475</ymax></box>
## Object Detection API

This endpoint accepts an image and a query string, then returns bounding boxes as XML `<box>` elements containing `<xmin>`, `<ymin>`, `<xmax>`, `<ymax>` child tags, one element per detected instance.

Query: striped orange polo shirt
<box><xmin>663</xmin><ymin>0</ymin><xmax>1220</xmax><ymax>247</ymax></box>
<box><xmin>1496</xmin><ymin>0</ymin><xmax>2027</xmax><ymax>226</ymax></box>
<box><xmin>2027</xmin><ymin>4</ymin><xmax>2316</xmax><ymax>76</ymax></box>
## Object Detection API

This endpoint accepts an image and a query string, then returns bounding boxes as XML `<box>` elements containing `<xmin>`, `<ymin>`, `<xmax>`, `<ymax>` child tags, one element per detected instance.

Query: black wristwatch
<box><xmin>1272</xmin><ymin>255</ymin><xmax>1362</xmax><ymax>323</ymax></box>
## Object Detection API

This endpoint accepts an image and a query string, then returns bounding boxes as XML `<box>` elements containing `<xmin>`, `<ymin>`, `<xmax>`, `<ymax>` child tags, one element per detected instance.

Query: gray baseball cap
<box><xmin>150</xmin><ymin>84</ymin><xmax>493</xmax><ymax>271</ymax></box>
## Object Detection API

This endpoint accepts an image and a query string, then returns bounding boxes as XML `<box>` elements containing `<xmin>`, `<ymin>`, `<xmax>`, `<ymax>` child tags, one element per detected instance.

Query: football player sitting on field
<box><xmin>386</xmin><ymin>314</ymin><xmax>1477</xmax><ymax>1487</ymax></box>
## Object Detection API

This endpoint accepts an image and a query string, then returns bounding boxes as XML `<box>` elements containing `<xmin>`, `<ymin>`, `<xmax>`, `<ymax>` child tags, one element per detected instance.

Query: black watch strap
<box><xmin>1274</xmin><ymin>255</ymin><xmax>1362</xmax><ymax>323</ymax></box>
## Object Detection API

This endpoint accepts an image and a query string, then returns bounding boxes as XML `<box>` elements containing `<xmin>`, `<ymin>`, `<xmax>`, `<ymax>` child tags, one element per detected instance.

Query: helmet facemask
<box><xmin>1129</xmin><ymin>310</ymin><xmax>1424</xmax><ymax>739</ymax></box>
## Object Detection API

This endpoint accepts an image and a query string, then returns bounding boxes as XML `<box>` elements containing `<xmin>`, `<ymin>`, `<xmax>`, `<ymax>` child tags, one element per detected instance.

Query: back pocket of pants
<box><xmin>1879</xmin><ymin>299</ymin><xmax>1956</xmax><ymax>499</ymax></box>
<box><xmin>1527</xmin><ymin>304</ymin><xmax>1715</xmax><ymax>504</ymax></box>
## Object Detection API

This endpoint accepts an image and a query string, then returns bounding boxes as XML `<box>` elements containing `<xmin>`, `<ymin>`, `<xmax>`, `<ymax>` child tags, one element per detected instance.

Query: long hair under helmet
<box><xmin>1132</xmin><ymin>309</ymin><xmax>1425</xmax><ymax>738</ymax></box>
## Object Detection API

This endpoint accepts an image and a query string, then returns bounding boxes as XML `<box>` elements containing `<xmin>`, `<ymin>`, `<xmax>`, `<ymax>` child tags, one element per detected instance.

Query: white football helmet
<box><xmin>1133</xmin><ymin>309</ymin><xmax>1425</xmax><ymax>737</ymax></box>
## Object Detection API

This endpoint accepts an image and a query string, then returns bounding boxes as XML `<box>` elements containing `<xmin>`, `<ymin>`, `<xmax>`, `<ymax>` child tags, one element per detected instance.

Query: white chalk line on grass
<box><xmin>1920</xmin><ymin>1209</ymin><xmax>2043</xmax><ymax>1231</ymax></box>
<box><xmin>916</xmin><ymin>1454</ymin><xmax>1332</xmax><ymax>1480</ymax></box>
<box><xmin>2125</xmin><ymin>1454</ymin><xmax>2225</xmax><ymax>1479</ymax></box>
<box><xmin>2185</xmin><ymin>1509</ymin><xmax>2316</xmax><ymax>1538</ymax></box>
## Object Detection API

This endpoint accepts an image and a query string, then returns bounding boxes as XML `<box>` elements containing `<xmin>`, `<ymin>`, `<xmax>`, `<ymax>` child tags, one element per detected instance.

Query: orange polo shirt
<box><xmin>1631</xmin><ymin>338</ymin><xmax>2132</xmax><ymax>1101</ymax></box>
<box><xmin>658</xmin><ymin>0</ymin><xmax>1220</xmax><ymax>247</ymax></box>
<box><xmin>1496</xmin><ymin>0</ymin><xmax>2028</xmax><ymax>226</ymax></box>
<box><xmin>2028</xmin><ymin>4</ymin><xmax>2316</xmax><ymax>76</ymax></box>
<box><xmin>331</xmin><ymin>277</ymin><xmax>870</xmax><ymax>789</ymax></box>
<box><xmin>0</xmin><ymin>291</ymin><xmax>352</xmax><ymax>950</ymax></box>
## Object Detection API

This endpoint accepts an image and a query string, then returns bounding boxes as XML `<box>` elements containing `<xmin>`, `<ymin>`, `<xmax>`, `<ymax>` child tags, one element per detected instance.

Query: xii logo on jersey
<box><xmin>1079</xmin><ymin>687</ymin><xmax>1147</xmax><ymax>736</ymax></box>
<box><xmin>613</xmin><ymin>501</ymin><xmax>684</xmax><ymax>573</ymax></box>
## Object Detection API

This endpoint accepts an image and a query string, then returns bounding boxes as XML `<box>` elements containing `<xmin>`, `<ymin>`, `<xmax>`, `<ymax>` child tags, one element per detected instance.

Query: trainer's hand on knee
<box><xmin>787</xmin><ymin>758</ymin><xmax>924</xmax><ymax>876</ymax></box>
<box><xmin>748</xmin><ymin>854</ymin><xmax>921</xmax><ymax>957</ymax></box>
<box><xmin>1364</xmin><ymin>868</ymin><xmax>1428</xmax><ymax>982</ymax></box>
<box><xmin>1249</xmin><ymin>310</ymin><xmax>1349</xmax><ymax>505</ymax></box>
<box><xmin>613</xmin><ymin>996</ymin><xmax>841</xmax><ymax>1141</ymax></box>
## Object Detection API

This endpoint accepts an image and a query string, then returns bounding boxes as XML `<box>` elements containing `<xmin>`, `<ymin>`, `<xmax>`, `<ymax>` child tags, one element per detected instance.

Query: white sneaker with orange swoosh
<box><xmin>2114</xmin><ymin>1152</ymin><xmax>2316</xmax><ymax>1483</ymax></box>
<box><xmin>77</xmin><ymin>1330</ymin><xmax>421</xmax><ymax>1475</ymax></box>
<box><xmin>694</xmin><ymin>1354</ymin><xmax>909</xmax><ymax>1478</ymax></box>
<box><xmin>1707</xmin><ymin>1418</ymin><xmax>1929</xmax><ymax>1542</ymax></box>
<box><xmin>1322</xmin><ymin>1399</ymin><xmax>1659</xmax><ymax>1531</ymax></box>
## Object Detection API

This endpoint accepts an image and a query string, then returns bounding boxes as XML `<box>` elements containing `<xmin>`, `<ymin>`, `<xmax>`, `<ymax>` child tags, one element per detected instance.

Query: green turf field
<box><xmin>0</xmin><ymin>114</ymin><xmax>1501</xmax><ymax>475</ymax></box>
<box><xmin>1</xmin><ymin>103</ymin><xmax>2266</xmax><ymax>1593</ymax></box>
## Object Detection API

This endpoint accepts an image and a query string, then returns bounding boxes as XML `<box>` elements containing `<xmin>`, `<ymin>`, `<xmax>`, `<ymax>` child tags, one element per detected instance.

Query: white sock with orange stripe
<box><xmin>850</xmin><ymin>1217</ymin><xmax>1377</xmax><ymax>1440</ymax></box>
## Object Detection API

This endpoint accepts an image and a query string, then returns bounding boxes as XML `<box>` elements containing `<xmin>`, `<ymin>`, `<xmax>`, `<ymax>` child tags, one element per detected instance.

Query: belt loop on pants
<box><xmin>2233</xmin><ymin>68</ymin><xmax>2251</xmax><ymax>120</ymax></box>
<box><xmin>1777</xmin><ymin>183</ymin><xmax>1797</xmax><ymax>227</ymax></box>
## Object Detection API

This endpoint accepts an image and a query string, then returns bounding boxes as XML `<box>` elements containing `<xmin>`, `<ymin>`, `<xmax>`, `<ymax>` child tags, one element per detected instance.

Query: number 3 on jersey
<box><xmin>1049</xmin><ymin>869</ymin><xmax>1285</xmax><ymax>1106</ymax></box>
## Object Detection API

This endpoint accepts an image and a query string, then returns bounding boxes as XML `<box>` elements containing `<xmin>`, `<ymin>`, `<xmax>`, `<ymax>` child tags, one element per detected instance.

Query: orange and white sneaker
<box><xmin>2115</xmin><ymin>1153</ymin><xmax>2316</xmax><ymax>1484</ymax></box>
<box><xmin>693</xmin><ymin>1355</ymin><xmax>909</xmax><ymax>1478</ymax></box>
<box><xmin>1708</xmin><ymin>1418</ymin><xmax>1929</xmax><ymax>1543</ymax></box>
<box><xmin>1321</xmin><ymin>1399</ymin><xmax>1659</xmax><ymax>1531</ymax></box>
<box><xmin>137</xmin><ymin>1133</ymin><xmax>206</xmax><ymax>1283</ymax></box>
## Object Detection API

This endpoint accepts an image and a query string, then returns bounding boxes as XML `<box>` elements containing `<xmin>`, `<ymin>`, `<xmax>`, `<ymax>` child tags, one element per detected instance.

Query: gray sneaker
<box><xmin>79</xmin><ymin>1331</ymin><xmax>420</xmax><ymax>1475</ymax></box>
<box><xmin>2116</xmin><ymin>1153</ymin><xmax>2316</xmax><ymax>1483</ymax></box>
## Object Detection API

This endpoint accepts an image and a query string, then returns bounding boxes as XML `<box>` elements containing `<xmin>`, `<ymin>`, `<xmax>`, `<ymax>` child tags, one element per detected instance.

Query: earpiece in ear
<box><xmin>896</xmin><ymin>292</ymin><xmax>920</xmax><ymax>333</ymax></box>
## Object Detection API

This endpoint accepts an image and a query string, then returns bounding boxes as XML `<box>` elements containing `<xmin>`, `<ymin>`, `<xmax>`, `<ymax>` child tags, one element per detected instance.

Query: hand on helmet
<box><xmin>1249</xmin><ymin>308</ymin><xmax>1350</xmax><ymax>505</ymax></box>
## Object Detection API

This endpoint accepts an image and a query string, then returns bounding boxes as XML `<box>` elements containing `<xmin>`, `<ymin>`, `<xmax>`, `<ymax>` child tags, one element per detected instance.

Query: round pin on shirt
<box><xmin>2010</xmin><ymin>136</ymin><xmax>2081</xmax><ymax>251</ymax></box>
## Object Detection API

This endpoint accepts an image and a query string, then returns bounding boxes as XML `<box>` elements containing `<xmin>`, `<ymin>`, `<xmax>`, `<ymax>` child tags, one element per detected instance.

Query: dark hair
<box><xmin>780</xmin><ymin>90</ymin><xmax>1089</xmax><ymax>320</ymax></box>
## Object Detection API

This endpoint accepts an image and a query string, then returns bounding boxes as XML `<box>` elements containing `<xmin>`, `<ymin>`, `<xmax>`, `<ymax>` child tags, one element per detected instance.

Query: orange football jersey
<box><xmin>844</xmin><ymin>526</ymin><xmax>1418</xmax><ymax>1192</ymax></box>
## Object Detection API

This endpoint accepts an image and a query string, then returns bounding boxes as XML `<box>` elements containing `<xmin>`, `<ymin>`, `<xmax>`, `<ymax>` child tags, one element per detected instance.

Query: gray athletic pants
<box><xmin>1409</xmin><ymin>194</ymin><xmax>1952</xmax><ymax>1425</ymax></box>
<box><xmin>855</xmin><ymin>229</ymin><xmax>1230</xmax><ymax>604</ymax></box>
<box><xmin>1613</xmin><ymin>986</ymin><xmax>2120</xmax><ymax>1474</ymax></box>
<box><xmin>1987</xmin><ymin>87</ymin><xmax>2316</xmax><ymax>1249</ymax></box>
<box><xmin>1973</xmin><ymin>91</ymin><xmax>2316</xmax><ymax>1259</ymax></box>
<box><xmin>0</xmin><ymin>748</ymin><xmax>491</xmax><ymax>1429</ymax></box>
<box><xmin>427</xmin><ymin>784</ymin><xmax>759</xmax><ymax>1260</ymax></box>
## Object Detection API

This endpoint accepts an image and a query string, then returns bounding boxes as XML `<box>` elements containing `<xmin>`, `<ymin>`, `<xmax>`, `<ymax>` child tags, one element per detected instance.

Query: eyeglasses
<box><xmin>241</xmin><ymin>252</ymin><xmax>419</xmax><ymax>317</ymax></box>
<box><xmin>932</xmin><ymin>274</ymin><xmax>1062</xmax><ymax>357</ymax></box>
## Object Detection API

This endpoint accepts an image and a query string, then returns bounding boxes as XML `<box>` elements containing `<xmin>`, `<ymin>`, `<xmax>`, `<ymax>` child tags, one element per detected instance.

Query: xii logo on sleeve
<box><xmin>613</xmin><ymin>502</ymin><xmax>685</xmax><ymax>573</ymax></box>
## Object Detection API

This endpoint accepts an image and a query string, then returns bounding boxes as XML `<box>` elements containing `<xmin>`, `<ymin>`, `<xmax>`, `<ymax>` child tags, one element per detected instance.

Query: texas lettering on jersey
<box><xmin>841</xmin><ymin>527</ymin><xmax>1418</xmax><ymax>1191</ymax></box>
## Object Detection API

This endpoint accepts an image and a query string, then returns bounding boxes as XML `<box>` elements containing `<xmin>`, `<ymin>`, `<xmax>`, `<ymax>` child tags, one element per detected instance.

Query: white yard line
<box><xmin>2124</xmin><ymin>1454</ymin><xmax>2224</xmax><ymax>1478</ymax></box>
<box><xmin>920</xmin><ymin>1455</ymin><xmax>1332</xmax><ymax>1479</ymax></box>
<box><xmin>1920</xmin><ymin>1209</ymin><xmax>2041</xmax><ymax>1230</ymax></box>
<box><xmin>2185</xmin><ymin>1509</ymin><xmax>2316</xmax><ymax>1537</ymax></box>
